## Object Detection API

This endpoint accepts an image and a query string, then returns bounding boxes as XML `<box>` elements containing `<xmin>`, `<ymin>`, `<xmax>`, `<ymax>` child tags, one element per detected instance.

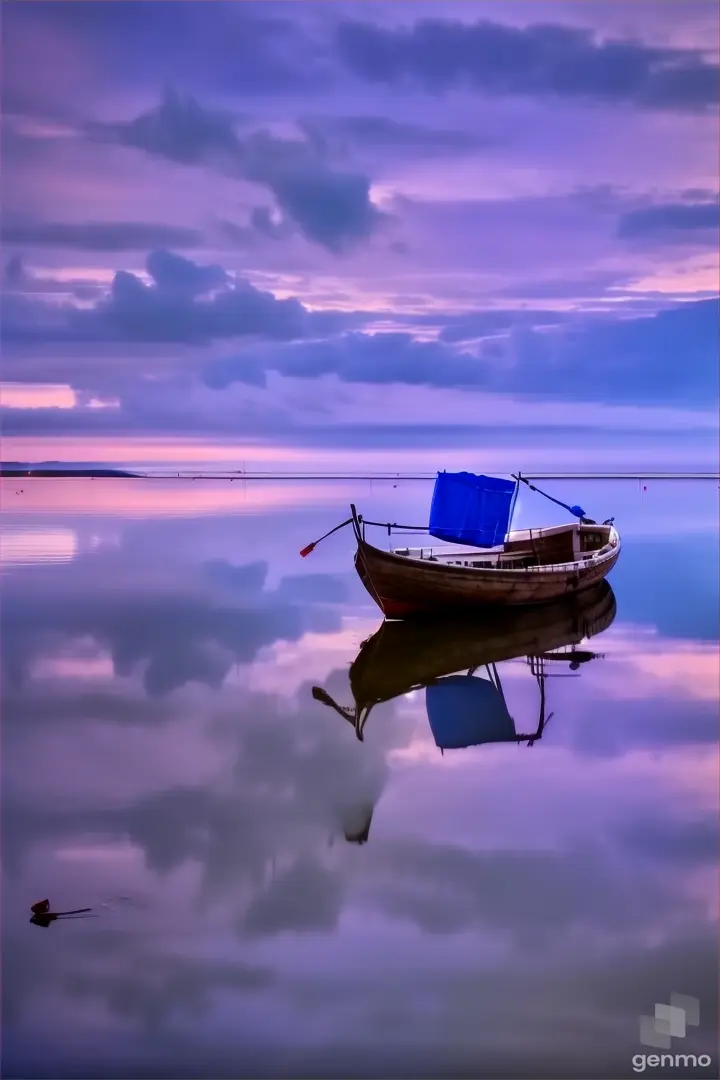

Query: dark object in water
<box><xmin>30</xmin><ymin>899</ymin><xmax>93</xmax><ymax>927</ymax></box>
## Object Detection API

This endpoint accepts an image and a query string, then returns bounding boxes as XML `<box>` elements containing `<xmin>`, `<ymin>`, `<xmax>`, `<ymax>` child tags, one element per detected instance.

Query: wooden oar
<box><xmin>300</xmin><ymin>516</ymin><xmax>353</xmax><ymax>557</ymax></box>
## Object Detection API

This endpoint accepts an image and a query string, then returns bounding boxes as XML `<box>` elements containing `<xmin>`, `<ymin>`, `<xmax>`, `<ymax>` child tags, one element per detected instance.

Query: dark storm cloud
<box><xmin>618</xmin><ymin>199</ymin><xmax>720</xmax><ymax>239</ymax></box>
<box><xmin>89</xmin><ymin>89</ymin><xmax>384</xmax><ymax>252</ymax></box>
<box><xmin>1</xmin><ymin>220</ymin><xmax>204</xmax><ymax>252</ymax></box>
<box><xmin>335</xmin><ymin>17</ymin><xmax>720</xmax><ymax>112</ymax></box>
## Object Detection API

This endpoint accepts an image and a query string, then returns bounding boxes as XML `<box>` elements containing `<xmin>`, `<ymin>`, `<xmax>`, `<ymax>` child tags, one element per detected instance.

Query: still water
<box><xmin>1</xmin><ymin>478</ymin><xmax>718</xmax><ymax>1079</ymax></box>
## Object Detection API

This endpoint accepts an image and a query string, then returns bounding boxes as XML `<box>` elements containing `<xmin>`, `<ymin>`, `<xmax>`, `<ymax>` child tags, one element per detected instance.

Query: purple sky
<box><xmin>2</xmin><ymin>1</ymin><xmax>719</xmax><ymax>469</ymax></box>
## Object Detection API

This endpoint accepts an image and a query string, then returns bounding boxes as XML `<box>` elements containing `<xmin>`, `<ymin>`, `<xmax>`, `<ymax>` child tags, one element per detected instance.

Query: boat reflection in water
<box><xmin>313</xmin><ymin>582</ymin><xmax>616</xmax><ymax>772</ymax></box>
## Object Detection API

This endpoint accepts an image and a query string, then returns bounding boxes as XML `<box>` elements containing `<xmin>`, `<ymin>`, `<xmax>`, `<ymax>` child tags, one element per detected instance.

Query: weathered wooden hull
<box><xmin>350</xmin><ymin>582</ymin><xmax>616</xmax><ymax>711</ymax></box>
<box><xmin>354</xmin><ymin>528</ymin><xmax>620</xmax><ymax>618</ymax></box>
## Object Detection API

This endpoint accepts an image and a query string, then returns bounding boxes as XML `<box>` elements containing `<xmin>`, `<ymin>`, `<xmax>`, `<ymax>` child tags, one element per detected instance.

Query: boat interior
<box><xmin>392</xmin><ymin>522</ymin><xmax>616</xmax><ymax>570</ymax></box>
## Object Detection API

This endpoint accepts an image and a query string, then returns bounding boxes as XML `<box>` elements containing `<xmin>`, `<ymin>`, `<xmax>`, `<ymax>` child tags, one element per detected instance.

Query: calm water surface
<box><xmin>1</xmin><ymin>478</ymin><xmax>718</xmax><ymax>1079</ymax></box>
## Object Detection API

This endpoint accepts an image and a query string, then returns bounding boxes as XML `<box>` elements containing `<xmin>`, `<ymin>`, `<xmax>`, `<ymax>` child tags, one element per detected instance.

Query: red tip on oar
<box><xmin>299</xmin><ymin>516</ymin><xmax>353</xmax><ymax>558</ymax></box>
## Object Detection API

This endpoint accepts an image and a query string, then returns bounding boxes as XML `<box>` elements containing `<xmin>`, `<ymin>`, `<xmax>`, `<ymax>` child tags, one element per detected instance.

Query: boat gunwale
<box><xmin>358</xmin><ymin>524</ymin><xmax>620</xmax><ymax>579</ymax></box>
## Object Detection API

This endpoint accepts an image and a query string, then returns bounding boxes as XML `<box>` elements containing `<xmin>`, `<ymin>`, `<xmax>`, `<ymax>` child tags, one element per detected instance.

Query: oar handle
<box><xmin>300</xmin><ymin>516</ymin><xmax>353</xmax><ymax>557</ymax></box>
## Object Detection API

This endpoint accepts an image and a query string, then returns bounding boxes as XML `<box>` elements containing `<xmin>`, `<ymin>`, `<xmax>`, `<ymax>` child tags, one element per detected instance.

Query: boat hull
<box><xmin>354</xmin><ymin>531</ymin><xmax>620</xmax><ymax>618</ymax></box>
<box><xmin>350</xmin><ymin>582</ymin><xmax>616</xmax><ymax>710</ymax></box>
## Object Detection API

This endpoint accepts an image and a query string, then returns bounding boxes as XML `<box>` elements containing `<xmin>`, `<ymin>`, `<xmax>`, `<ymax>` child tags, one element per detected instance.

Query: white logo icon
<box><xmin>639</xmin><ymin>993</ymin><xmax>700</xmax><ymax>1049</ymax></box>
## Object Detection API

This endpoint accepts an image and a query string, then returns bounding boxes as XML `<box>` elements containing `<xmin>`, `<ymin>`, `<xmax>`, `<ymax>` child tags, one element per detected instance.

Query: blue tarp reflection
<box><xmin>425</xmin><ymin>674</ymin><xmax>517</xmax><ymax>749</ymax></box>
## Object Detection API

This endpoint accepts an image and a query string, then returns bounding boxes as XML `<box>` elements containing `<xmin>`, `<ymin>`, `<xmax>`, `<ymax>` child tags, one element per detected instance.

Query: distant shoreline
<box><xmin>1</xmin><ymin>467</ymin><xmax>140</xmax><ymax>478</ymax></box>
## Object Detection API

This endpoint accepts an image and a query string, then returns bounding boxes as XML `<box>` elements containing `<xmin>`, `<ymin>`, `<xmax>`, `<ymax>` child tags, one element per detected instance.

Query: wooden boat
<box><xmin>299</xmin><ymin>471</ymin><xmax>620</xmax><ymax>619</ymax></box>
<box><xmin>312</xmin><ymin>581</ymin><xmax>616</xmax><ymax>743</ymax></box>
<box><xmin>351</xmin><ymin>505</ymin><xmax>620</xmax><ymax>618</ymax></box>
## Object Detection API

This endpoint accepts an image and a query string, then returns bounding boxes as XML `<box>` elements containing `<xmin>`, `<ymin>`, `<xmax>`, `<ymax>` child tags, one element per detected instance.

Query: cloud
<box><xmin>144</xmin><ymin>248</ymin><xmax>228</xmax><ymax>296</ymax></box>
<box><xmin>437</xmin><ymin>308</ymin><xmax>571</xmax><ymax>343</ymax></box>
<box><xmin>1</xmin><ymin>185</ymin><xmax>716</xmax><ymax>422</ymax></box>
<box><xmin>2</xmin><ymin>262</ymin><xmax>716</xmax><ymax>415</ymax></box>
<box><xmin>2</xmin><ymin>255</ymin><xmax>105</xmax><ymax>300</ymax></box>
<box><xmin>490</xmin><ymin>297</ymin><xmax>719</xmax><ymax>407</ymax></box>
<box><xmin>242</xmin><ymin>858</ymin><xmax>343</xmax><ymax>937</ymax></box>
<box><xmin>560</xmin><ymin>693</ymin><xmax>719</xmax><ymax>760</ymax></box>
<box><xmin>1</xmin><ymin>219</ymin><xmax>204</xmax><ymax>252</ymax></box>
<box><xmin>0</xmin><ymin>554</ymin><xmax>341</xmax><ymax>696</ymax></box>
<box><xmin>90</xmin><ymin>88</ymin><xmax>384</xmax><ymax>252</ymax></box>
<box><xmin>335</xmin><ymin>17</ymin><xmax>720</xmax><ymax>112</ymax></box>
<box><xmin>3</xmin><ymin>928</ymin><xmax>274</xmax><ymax>1039</ymax></box>
<box><xmin>2</xmin><ymin>2</ymin><xmax>312</xmax><ymax>121</ymax></box>
<box><xmin>4</xmin><ymin>671</ymin><xmax>402</xmax><ymax>892</ymax></box>
<box><xmin>3</xmin><ymin>249</ymin><xmax>308</xmax><ymax>345</ymax></box>
<box><xmin>4</xmin><ymin>253</ymin><xmax>25</xmax><ymax>286</ymax></box>
<box><xmin>206</xmin><ymin>332</ymin><xmax>481</xmax><ymax>391</ymax></box>
<box><xmin>362</xmin><ymin>835</ymin><xmax>679</xmax><ymax>942</ymax></box>
<box><xmin>618</xmin><ymin>199</ymin><xmax>720</xmax><ymax>240</ymax></box>
<box><xmin>299</xmin><ymin>113</ymin><xmax>493</xmax><ymax>156</ymax></box>
<box><xmin>205</xmin><ymin>298</ymin><xmax>719</xmax><ymax>407</ymax></box>
<box><xmin>614</xmin><ymin>813</ymin><xmax>719</xmax><ymax>866</ymax></box>
<box><xmin>92</xmin><ymin>87</ymin><xmax>240</xmax><ymax>166</ymax></box>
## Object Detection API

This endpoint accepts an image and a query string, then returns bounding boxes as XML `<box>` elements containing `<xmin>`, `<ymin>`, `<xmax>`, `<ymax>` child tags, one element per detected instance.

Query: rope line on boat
<box><xmin>512</xmin><ymin>472</ymin><xmax>589</xmax><ymax>521</ymax></box>
<box><xmin>300</xmin><ymin>514</ymin><xmax>430</xmax><ymax>556</ymax></box>
<box><xmin>359</xmin><ymin>518</ymin><xmax>429</xmax><ymax>531</ymax></box>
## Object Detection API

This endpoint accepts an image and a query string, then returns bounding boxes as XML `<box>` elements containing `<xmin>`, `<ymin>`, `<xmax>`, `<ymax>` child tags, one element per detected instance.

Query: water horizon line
<box><xmin>4</xmin><ymin>469</ymin><xmax>718</xmax><ymax>481</ymax></box>
<box><xmin>144</xmin><ymin>470</ymin><xmax>720</xmax><ymax>480</ymax></box>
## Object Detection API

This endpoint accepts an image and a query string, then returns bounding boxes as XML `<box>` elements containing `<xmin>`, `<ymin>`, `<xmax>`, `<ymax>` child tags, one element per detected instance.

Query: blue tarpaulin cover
<box><xmin>426</xmin><ymin>675</ymin><xmax>517</xmax><ymax>749</ymax></box>
<box><xmin>428</xmin><ymin>472</ymin><xmax>518</xmax><ymax>548</ymax></box>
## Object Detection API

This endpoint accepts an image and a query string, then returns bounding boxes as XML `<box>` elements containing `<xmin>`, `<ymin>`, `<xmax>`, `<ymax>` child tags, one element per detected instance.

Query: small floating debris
<box><xmin>30</xmin><ymin>899</ymin><xmax>94</xmax><ymax>928</ymax></box>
